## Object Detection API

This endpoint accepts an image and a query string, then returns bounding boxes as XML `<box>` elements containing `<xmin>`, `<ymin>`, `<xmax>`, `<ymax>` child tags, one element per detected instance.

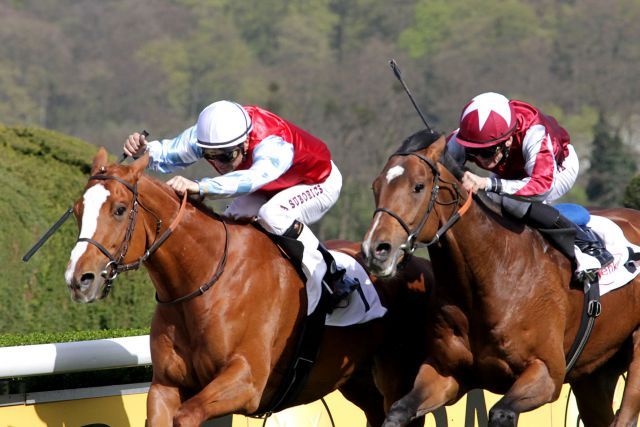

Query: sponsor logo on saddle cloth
<box><xmin>574</xmin><ymin>215</ymin><xmax>640</xmax><ymax>296</ymax></box>
<box><xmin>307</xmin><ymin>251</ymin><xmax>387</xmax><ymax>327</ymax></box>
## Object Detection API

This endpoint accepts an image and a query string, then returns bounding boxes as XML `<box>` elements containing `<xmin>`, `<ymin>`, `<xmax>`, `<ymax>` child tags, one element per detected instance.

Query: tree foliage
<box><xmin>1</xmin><ymin>0</ymin><xmax>640</xmax><ymax>333</ymax></box>
<box><xmin>623</xmin><ymin>176</ymin><xmax>640</xmax><ymax>210</ymax></box>
<box><xmin>586</xmin><ymin>113</ymin><xmax>637</xmax><ymax>207</ymax></box>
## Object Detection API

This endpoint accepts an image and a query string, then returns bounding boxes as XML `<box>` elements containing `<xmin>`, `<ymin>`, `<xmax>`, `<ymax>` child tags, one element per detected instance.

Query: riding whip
<box><xmin>388</xmin><ymin>59</ymin><xmax>433</xmax><ymax>133</ymax></box>
<box><xmin>22</xmin><ymin>130</ymin><xmax>149</xmax><ymax>262</ymax></box>
<box><xmin>118</xmin><ymin>130</ymin><xmax>149</xmax><ymax>163</ymax></box>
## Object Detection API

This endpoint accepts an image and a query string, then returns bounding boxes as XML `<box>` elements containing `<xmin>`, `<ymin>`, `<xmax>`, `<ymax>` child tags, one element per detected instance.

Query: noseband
<box><xmin>373</xmin><ymin>152</ymin><xmax>472</xmax><ymax>255</ymax></box>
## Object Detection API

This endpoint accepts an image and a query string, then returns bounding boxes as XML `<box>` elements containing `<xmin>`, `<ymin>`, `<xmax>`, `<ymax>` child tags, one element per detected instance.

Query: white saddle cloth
<box><xmin>305</xmin><ymin>250</ymin><xmax>387</xmax><ymax>327</ymax></box>
<box><xmin>574</xmin><ymin>215</ymin><xmax>640</xmax><ymax>296</ymax></box>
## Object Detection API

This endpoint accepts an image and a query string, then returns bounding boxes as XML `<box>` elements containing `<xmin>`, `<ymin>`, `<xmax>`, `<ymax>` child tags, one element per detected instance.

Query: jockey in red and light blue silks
<box><xmin>123</xmin><ymin>101</ymin><xmax>358</xmax><ymax>312</ymax></box>
<box><xmin>446</xmin><ymin>92</ymin><xmax>613</xmax><ymax>272</ymax></box>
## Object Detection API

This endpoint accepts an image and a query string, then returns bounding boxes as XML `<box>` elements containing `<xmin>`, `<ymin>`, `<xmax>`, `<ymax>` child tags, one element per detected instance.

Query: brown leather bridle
<box><xmin>372</xmin><ymin>153</ymin><xmax>472</xmax><ymax>255</ymax></box>
<box><xmin>77</xmin><ymin>173</ymin><xmax>230</xmax><ymax>305</ymax></box>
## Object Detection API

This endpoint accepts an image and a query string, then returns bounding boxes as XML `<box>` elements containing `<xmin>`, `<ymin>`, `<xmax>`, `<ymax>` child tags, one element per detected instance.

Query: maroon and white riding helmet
<box><xmin>456</xmin><ymin>92</ymin><xmax>517</xmax><ymax>148</ymax></box>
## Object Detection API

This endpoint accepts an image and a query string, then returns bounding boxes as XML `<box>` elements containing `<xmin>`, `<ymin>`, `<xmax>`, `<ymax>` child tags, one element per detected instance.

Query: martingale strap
<box><xmin>565</xmin><ymin>275</ymin><xmax>602</xmax><ymax>373</ymax></box>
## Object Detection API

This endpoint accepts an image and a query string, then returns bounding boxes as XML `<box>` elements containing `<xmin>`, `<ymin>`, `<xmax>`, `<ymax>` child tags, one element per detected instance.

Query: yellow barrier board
<box><xmin>0</xmin><ymin>393</ymin><xmax>148</xmax><ymax>427</ymax></box>
<box><xmin>0</xmin><ymin>377</ymin><xmax>626</xmax><ymax>427</ymax></box>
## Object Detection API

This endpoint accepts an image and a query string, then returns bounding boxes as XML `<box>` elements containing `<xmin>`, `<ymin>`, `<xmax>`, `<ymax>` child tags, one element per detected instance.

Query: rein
<box><xmin>154</xmin><ymin>219</ymin><xmax>229</xmax><ymax>306</ymax></box>
<box><xmin>373</xmin><ymin>152</ymin><xmax>472</xmax><ymax>254</ymax></box>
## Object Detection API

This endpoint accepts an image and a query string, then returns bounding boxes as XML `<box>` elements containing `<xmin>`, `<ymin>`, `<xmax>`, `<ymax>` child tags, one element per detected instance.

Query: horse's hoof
<box><xmin>382</xmin><ymin>411</ymin><xmax>410</xmax><ymax>427</ymax></box>
<box><xmin>489</xmin><ymin>407</ymin><xmax>517</xmax><ymax>427</ymax></box>
<box><xmin>382</xmin><ymin>402</ymin><xmax>412</xmax><ymax>427</ymax></box>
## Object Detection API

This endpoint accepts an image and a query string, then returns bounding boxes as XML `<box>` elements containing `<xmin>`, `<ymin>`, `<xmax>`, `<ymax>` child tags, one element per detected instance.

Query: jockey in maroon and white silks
<box><xmin>447</xmin><ymin>92</ymin><xmax>613</xmax><ymax>272</ymax></box>
<box><xmin>123</xmin><ymin>100</ymin><xmax>358</xmax><ymax>311</ymax></box>
<box><xmin>447</xmin><ymin>92</ymin><xmax>579</xmax><ymax>202</ymax></box>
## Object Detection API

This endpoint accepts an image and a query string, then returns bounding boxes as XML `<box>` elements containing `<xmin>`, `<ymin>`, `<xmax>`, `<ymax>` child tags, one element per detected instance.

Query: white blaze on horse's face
<box><xmin>363</xmin><ymin>211</ymin><xmax>383</xmax><ymax>260</ymax></box>
<box><xmin>363</xmin><ymin>212</ymin><xmax>403</xmax><ymax>278</ymax></box>
<box><xmin>385</xmin><ymin>165</ymin><xmax>405</xmax><ymax>184</ymax></box>
<box><xmin>64</xmin><ymin>184</ymin><xmax>110</xmax><ymax>285</ymax></box>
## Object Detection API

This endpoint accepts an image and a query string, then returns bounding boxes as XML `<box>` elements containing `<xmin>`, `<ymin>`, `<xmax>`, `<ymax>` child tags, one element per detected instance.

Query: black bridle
<box><xmin>77</xmin><ymin>173</ymin><xmax>229</xmax><ymax>305</ymax></box>
<box><xmin>373</xmin><ymin>152</ymin><xmax>469</xmax><ymax>255</ymax></box>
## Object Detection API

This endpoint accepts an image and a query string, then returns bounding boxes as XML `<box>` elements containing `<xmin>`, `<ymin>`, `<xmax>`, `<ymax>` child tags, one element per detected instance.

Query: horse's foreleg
<box><xmin>173</xmin><ymin>356</ymin><xmax>258</xmax><ymax>427</ymax></box>
<box><xmin>382</xmin><ymin>362</ymin><xmax>459</xmax><ymax>427</ymax></box>
<box><xmin>570</xmin><ymin>366</ymin><xmax>617</xmax><ymax>427</ymax></box>
<box><xmin>147</xmin><ymin>382</ymin><xmax>182</xmax><ymax>426</ymax></box>
<box><xmin>613</xmin><ymin>327</ymin><xmax>640</xmax><ymax>426</ymax></box>
<box><xmin>489</xmin><ymin>359</ymin><xmax>561</xmax><ymax>427</ymax></box>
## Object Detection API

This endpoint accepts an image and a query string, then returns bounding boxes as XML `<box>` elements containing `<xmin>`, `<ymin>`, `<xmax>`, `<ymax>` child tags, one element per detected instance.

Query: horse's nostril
<box><xmin>80</xmin><ymin>272</ymin><xmax>95</xmax><ymax>289</ymax></box>
<box><xmin>375</xmin><ymin>242</ymin><xmax>391</xmax><ymax>261</ymax></box>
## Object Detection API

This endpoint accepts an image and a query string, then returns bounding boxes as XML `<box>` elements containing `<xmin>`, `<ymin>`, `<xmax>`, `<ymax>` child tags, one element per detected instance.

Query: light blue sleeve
<box><xmin>198</xmin><ymin>136</ymin><xmax>294</xmax><ymax>198</ymax></box>
<box><xmin>146</xmin><ymin>125</ymin><xmax>202</xmax><ymax>173</ymax></box>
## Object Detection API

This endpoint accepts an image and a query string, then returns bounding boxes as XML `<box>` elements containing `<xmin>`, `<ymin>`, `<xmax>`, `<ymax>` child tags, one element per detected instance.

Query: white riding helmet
<box><xmin>196</xmin><ymin>101</ymin><xmax>252</xmax><ymax>149</ymax></box>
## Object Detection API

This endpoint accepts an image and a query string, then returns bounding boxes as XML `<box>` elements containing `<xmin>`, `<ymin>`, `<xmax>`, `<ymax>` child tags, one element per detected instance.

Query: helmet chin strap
<box><xmin>242</xmin><ymin>141</ymin><xmax>249</xmax><ymax>161</ymax></box>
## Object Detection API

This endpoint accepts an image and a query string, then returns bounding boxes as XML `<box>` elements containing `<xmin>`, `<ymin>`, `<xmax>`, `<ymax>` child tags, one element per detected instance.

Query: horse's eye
<box><xmin>114</xmin><ymin>206</ymin><xmax>127</xmax><ymax>217</ymax></box>
<box><xmin>414</xmin><ymin>183</ymin><xmax>425</xmax><ymax>193</ymax></box>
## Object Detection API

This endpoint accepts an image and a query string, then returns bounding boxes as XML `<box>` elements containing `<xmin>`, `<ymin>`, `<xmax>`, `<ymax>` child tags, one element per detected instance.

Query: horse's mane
<box><xmin>138</xmin><ymin>172</ymin><xmax>225</xmax><ymax>221</ymax></box>
<box><xmin>394</xmin><ymin>129</ymin><xmax>441</xmax><ymax>154</ymax></box>
<box><xmin>394</xmin><ymin>129</ymin><xmax>466</xmax><ymax>181</ymax></box>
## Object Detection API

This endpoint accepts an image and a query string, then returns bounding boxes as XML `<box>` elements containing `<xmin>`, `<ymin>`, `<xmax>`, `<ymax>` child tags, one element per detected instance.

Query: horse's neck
<box><xmin>137</xmin><ymin>177</ymin><xmax>229</xmax><ymax>300</ymax></box>
<box><xmin>432</xmin><ymin>199</ymin><xmax>516</xmax><ymax>302</ymax></box>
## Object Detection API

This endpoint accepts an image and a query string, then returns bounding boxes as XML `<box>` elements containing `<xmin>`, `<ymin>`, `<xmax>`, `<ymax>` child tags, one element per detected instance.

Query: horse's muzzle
<box><xmin>362</xmin><ymin>240</ymin><xmax>401</xmax><ymax>278</ymax></box>
<box><xmin>67</xmin><ymin>269</ymin><xmax>109</xmax><ymax>303</ymax></box>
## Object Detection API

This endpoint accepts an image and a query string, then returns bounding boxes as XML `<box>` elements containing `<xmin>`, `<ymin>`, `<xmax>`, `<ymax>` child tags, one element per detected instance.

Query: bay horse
<box><xmin>361</xmin><ymin>130</ymin><xmax>640</xmax><ymax>427</ymax></box>
<box><xmin>64</xmin><ymin>147</ymin><xmax>433</xmax><ymax>427</ymax></box>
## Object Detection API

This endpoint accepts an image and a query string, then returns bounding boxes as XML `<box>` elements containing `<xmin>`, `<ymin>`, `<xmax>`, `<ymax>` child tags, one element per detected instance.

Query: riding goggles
<box><xmin>202</xmin><ymin>147</ymin><xmax>243</xmax><ymax>163</ymax></box>
<box><xmin>465</xmin><ymin>143</ymin><xmax>504</xmax><ymax>160</ymax></box>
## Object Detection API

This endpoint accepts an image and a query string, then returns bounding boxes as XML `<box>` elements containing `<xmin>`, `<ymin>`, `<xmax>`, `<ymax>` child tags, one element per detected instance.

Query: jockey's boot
<box><xmin>575</xmin><ymin>226</ymin><xmax>614</xmax><ymax>269</ymax></box>
<box><xmin>286</xmin><ymin>221</ymin><xmax>359</xmax><ymax>311</ymax></box>
<box><xmin>317</xmin><ymin>243</ymin><xmax>361</xmax><ymax>308</ymax></box>
<box><xmin>527</xmin><ymin>202</ymin><xmax>614</xmax><ymax>269</ymax></box>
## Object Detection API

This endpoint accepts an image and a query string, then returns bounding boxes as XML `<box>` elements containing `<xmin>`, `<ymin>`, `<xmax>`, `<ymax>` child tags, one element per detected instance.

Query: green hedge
<box><xmin>1</xmin><ymin>125</ymin><xmax>157</xmax><ymax>333</ymax></box>
<box><xmin>0</xmin><ymin>328</ymin><xmax>150</xmax><ymax>347</ymax></box>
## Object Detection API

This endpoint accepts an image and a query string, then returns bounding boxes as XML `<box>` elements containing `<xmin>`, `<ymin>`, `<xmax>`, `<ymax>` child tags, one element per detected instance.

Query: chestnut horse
<box><xmin>362</xmin><ymin>130</ymin><xmax>640</xmax><ymax>427</ymax></box>
<box><xmin>64</xmin><ymin>148</ymin><xmax>432</xmax><ymax>427</ymax></box>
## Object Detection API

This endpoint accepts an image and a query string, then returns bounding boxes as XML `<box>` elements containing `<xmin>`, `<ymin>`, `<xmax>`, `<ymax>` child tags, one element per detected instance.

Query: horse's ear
<box><xmin>130</xmin><ymin>152</ymin><xmax>149</xmax><ymax>179</ymax></box>
<box><xmin>426</xmin><ymin>135</ymin><xmax>447</xmax><ymax>161</ymax></box>
<box><xmin>91</xmin><ymin>147</ymin><xmax>109</xmax><ymax>175</ymax></box>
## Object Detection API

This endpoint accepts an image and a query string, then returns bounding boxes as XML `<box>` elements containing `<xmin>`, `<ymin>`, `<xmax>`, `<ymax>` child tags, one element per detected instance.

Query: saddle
<box><xmin>474</xmin><ymin>192</ymin><xmax>579</xmax><ymax>272</ymax></box>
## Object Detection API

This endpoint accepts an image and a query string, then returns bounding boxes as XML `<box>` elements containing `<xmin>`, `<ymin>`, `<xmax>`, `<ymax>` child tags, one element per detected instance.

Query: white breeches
<box><xmin>546</xmin><ymin>144</ymin><xmax>579</xmax><ymax>202</ymax></box>
<box><xmin>224</xmin><ymin>161</ymin><xmax>342</xmax><ymax>235</ymax></box>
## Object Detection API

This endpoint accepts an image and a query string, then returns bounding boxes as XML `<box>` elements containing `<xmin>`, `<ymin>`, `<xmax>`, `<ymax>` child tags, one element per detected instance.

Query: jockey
<box><xmin>123</xmin><ymin>100</ymin><xmax>359</xmax><ymax>307</ymax></box>
<box><xmin>446</xmin><ymin>92</ymin><xmax>613</xmax><ymax>270</ymax></box>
